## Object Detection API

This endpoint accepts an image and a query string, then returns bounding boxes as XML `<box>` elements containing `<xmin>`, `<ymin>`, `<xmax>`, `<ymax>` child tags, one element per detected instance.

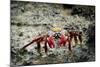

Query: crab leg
<box><xmin>78</xmin><ymin>32</ymin><xmax>82</xmax><ymax>43</ymax></box>
<box><xmin>44</xmin><ymin>40</ymin><xmax>48</xmax><ymax>53</ymax></box>
<box><xmin>74</xmin><ymin>35</ymin><xmax>78</xmax><ymax>44</ymax></box>
<box><xmin>21</xmin><ymin>36</ymin><xmax>43</xmax><ymax>50</ymax></box>
<box><xmin>68</xmin><ymin>42</ymin><xmax>71</xmax><ymax>51</ymax></box>
<box><xmin>37</xmin><ymin>42</ymin><xmax>41</xmax><ymax>54</ymax></box>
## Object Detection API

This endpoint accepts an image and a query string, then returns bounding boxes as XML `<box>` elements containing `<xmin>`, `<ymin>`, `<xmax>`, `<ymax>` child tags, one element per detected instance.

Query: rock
<box><xmin>11</xmin><ymin>1</ymin><xmax>95</xmax><ymax>65</ymax></box>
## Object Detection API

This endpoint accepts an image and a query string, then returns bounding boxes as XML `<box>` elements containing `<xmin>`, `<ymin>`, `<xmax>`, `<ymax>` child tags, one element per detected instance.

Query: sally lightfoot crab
<box><xmin>21</xmin><ymin>28</ymin><xmax>83</xmax><ymax>55</ymax></box>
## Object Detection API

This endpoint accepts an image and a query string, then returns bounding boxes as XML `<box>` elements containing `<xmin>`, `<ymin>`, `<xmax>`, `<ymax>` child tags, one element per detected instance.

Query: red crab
<box><xmin>21</xmin><ymin>30</ymin><xmax>82</xmax><ymax>55</ymax></box>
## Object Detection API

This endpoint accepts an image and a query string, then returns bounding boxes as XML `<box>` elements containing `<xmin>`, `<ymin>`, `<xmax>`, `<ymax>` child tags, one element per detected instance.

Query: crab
<box><xmin>21</xmin><ymin>27</ymin><xmax>83</xmax><ymax>55</ymax></box>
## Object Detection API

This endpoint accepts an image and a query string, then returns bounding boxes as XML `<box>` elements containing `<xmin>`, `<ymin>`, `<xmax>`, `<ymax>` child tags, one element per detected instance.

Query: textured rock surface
<box><xmin>11</xmin><ymin>1</ymin><xmax>95</xmax><ymax>66</ymax></box>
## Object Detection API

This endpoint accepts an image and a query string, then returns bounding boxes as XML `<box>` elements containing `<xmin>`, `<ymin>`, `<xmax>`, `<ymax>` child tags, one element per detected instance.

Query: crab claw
<box><xmin>47</xmin><ymin>36</ymin><xmax>55</xmax><ymax>48</ymax></box>
<box><xmin>58</xmin><ymin>34</ymin><xmax>67</xmax><ymax>47</ymax></box>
